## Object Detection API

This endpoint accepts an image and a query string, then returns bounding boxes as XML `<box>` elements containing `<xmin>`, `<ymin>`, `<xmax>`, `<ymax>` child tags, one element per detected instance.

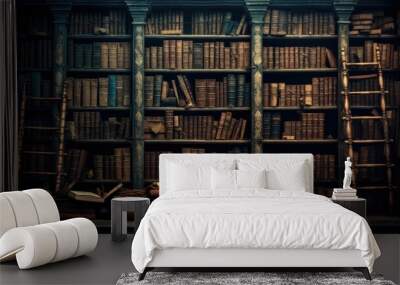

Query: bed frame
<box><xmin>138</xmin><ymin>154</ymin><xmax>372</xmax><ymax>281</ymax></box>
<box><xmin>139</xmin><ymin>248</ymin><xmax>371</xmax><ymax>280</ymax></box>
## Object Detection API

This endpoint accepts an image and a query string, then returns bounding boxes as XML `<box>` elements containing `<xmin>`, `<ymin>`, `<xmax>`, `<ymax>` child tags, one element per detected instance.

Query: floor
<box><xmin>0</xmin><ymin>234</ymin><xmax>134</xmax><ymax>285</ymax></box>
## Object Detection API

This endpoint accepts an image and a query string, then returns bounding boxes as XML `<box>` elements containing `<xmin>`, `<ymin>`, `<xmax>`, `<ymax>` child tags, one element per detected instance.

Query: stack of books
<box><xmin>332</xmin><ymin>188</ymin><xmax>358</xmax><ymax>200</ymax></box>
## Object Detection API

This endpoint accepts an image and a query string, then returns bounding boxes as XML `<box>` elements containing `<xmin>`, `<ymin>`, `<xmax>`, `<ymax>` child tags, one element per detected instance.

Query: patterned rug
<box><xmin>116</xmin><ymin>271</ymin><xmax>396</xmax><ymax>285</ymax></box>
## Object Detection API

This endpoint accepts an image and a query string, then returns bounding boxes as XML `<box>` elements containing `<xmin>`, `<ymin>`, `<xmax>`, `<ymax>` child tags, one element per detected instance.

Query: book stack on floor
<box><xmin>332</xmin><ymin>188</ymin><xmax>358</xmax><ymax>200</ymax></box>
<box><xmin>350</xmin><ymin>11</ymin><xmax>395</xmax><ymax>35</ymax></box>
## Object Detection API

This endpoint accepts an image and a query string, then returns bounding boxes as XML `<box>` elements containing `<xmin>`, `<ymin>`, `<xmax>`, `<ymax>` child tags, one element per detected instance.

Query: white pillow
<box><xmin>167</xmin><ymin>162</ymin><xmax>211</xmax><ymax>191</ymax></box>
<box><xmin>236</xmin><ymin>169</ymin><xmax>267</xmax><ymax>189</ymax></box>
<box><xmin>211</xmin><ymin>168</ymin><xmax>237</xmax><ymax>190</ymax></box>
<box><xmin>237</xmin><ymin>159</ymin><xmax>307</xmax><ymax>191</ymax></box>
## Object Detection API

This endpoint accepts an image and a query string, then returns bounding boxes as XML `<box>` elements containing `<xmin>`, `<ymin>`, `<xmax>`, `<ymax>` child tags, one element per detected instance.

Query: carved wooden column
<box><xmin>334</xmin><ymin>0</ymin><xmax>357</xmax><ymax>182</ymax></box>
<box><xmin>50</xmin><ymin>1</ymin><xmax>71</xmax><ymax>102</ymax></box>
<box><xmin>245</xmin><ymin>0</ymin><xmax>269</xmax><ymax>153</ymax></box>
<box><xmin>125</xmin><ymin>0</ymin><xmax>149</xmax><ymax>189</ymax></box>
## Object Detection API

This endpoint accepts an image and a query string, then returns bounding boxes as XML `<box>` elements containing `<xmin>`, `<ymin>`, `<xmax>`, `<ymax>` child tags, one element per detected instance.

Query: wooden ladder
<box><xmin>19</xmin><ymin>77</ymin><xmax>68</xmax><ymax>193</ymax></box>
<box><xmin>340</xmin><ymin>46</ymin><xmax>394</xmax><ymax>210</ymax></box>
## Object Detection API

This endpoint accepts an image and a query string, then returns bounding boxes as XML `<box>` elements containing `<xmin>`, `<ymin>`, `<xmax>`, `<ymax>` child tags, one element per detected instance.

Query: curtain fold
<box><xmin>0</xmin><ymin>0</ymin><xmax>18</xmax><ymax>192</ymax></box>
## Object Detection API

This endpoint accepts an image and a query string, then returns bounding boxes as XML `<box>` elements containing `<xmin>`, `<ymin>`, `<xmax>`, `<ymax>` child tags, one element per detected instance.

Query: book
<box><xmin>68</xmin><ymin>183</ymin><xmax>123</xmax><ymax>203</ymax></box>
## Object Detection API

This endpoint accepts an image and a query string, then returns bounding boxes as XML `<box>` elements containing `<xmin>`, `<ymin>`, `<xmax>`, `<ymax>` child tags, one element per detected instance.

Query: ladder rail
<box><xmin>55</xmin><ymin>81</ymin><xmax>68</xmax><ymax>193</ymax></box>
<box><xmin>340</xmin><ymin>45</ymin><xmax>395</xmax><ymax>212</ymax></box>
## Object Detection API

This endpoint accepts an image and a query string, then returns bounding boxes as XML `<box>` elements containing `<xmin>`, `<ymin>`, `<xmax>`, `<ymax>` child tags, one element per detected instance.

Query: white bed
<box><xmin>131</xmin><ymin>154</ymin><xmax>380</xmax><ymax>280</ymax></box>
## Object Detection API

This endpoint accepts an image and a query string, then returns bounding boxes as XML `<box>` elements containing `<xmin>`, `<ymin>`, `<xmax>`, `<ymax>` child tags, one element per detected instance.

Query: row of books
<box><xmin>144</xmin><ymin>151</ymin><xmax>162</xmax><ymax>180</ymax></box>
<box><xmin>262</xmin><ymin>46</ymin><xmax>337</xmax><ymax>69</ymax></box>
<box><xmin>353</xmin><ymin>146</ymin><xmax>387</xmax><ymax>183</ymax></box>
<box><xmin>350</xmin><ymin>11</ymin><xmax>396</xmax><ymax>35</ymax></box>
<box><xmin>18</xmin><ymin>39</ymin><xmax>52</xmax><ymax>69</ymax></box>
<box><xmin>22</xmin><ymin>145</ymin><xmax>55</xmax><ymax>173</ymax></box>
<box><xmin>352</xmin><ymin>119</ymin><xmax>383</xmax><ymax>140</ymax></box>
<box><xmin>71</xmin><ymin>42</ymin><xmax>130</xmax><ymax>69</ymax></box>
<box><xmin>69</xmin><ymin>9</ymin><xmax>128</xmax><ymax>35</ymax></box>
<box><xmin>21</xmin><ymin>73</ymin><xmax>51</xmax><ymax>98</ymax></box>
<box><xmin>263</xmin><ymin>112</ymin><xmax>326</xmax><ymax>140</ymax></box>
<box><xmin>144</xmin><ymin>74</ymin><xmax>250</xmax><ymax>108</ymax></box>
<box><xmin>145</xmin><ymin>10</ymin><xmax>248</xmax><ymax>35</ymax></box>
<box><xmin>65</xmin><ymin>76</ymin><xmax>130</xmax><ymax>107</ymax></box>
<box><xmin>263</xmin><ymin>77</ymin><xmax>336</xmax><ymax>107</ymax></box>
<box><xmin>145</xmin><ymin>41</ymin><xmax>250</xmax><ymax>69</ymax></box>
<box><xmin>348</xmin><ymin>75</ymin><xmax>400</xmax><ymax>106</ymax></box>
<box><xmin>281</xmin><ymin>113</ymin><xmax>326</xmax><ymax>140</ymax></box>
<box><xmin>144</xmin><ymin>112</ymin><xmax>247</xmax><ymax>140</ymax></box>
<box><xmin>314</xmin><ymin>154</ymin><xmax>336</xmax><ymax>182</ymax></box>
<box><xmin>67</xmin><ymin>113</ymin><xmax>130</xmax><ymax>140</ymax></box>
<box><xmin>264</xmin><ymin>10</ymin><xmax>335</xmax><ymax>35</ymax></box>
<box><xmin>92</xmin><ymin>149</ymin><xmax>131</xmax><ymax>181</ymax></box>
<box><xmin>349</xmin><ymin>42</ymin><xmax>399</xmax><ymax>69</ymax></box>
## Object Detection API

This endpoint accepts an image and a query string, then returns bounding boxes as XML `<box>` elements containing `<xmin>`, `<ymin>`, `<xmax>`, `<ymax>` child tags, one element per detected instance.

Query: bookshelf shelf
<box><xmin>145</xmin><ymin>107</ymin><xmax>250</xmax><ymax>112</ymax></box>
<box><xmin>68</xmin><ymin>139</ymin><xmax>131</xmax><ymax>144</ymax></box>
<box><xmin>79</xmin><ymin>179</ymin><xmax>130</xmax><ymax>184</ymax></box>
<box><xmin>144</xmin><ymin>69</ymin><xmax>249</xmax><ymax>74</ymax></box>
<box><xmin>68</xmin><ymin>34</ymin><xmax>132</xmax><ymax>41</ymax></box>
<box><xmin>145</xmin><ymin>35</ymin><xmax>251</xmax><ymax>40</ymax></box>
<box><xmin>144</xmin><ymin>139</ymin><xmax>250</xmax><ymax>145</ymax></box>
<box><xmin>349</xmin><ymin>35</ymin><xmax>397</xmax><ymax>40</ymax></box>
<box><xmin>263</xmin><ymin>68</ymin><xmax>337</xmax><ymax>73</ymax></box>
<box><xmin>20</xmin><ymin>68</ymin><xmax>52</xmax><ymax>73</ymax></box>
<box><xmin>264</xmin><ymin>35</ymin><xmax>338</xmax><ymax>41</ymax></box>
<box><xmin>67</xmin><ymin>107</ymin><xmax>130</xmax><ymax>112</ymax></box>
<box><xmin>263</xmin><ymin>106</ymin><xmax>337</xmax><ymax>111</ymax></box>
<box><xmin>262</xmin><ymin>139</ymin><xmax>338</xmax><ymax>144</ymax></box>
<box><xmin>67</xmin><ymin>68</ymin><xmax>131</xmax><ymax>74</ymax></box>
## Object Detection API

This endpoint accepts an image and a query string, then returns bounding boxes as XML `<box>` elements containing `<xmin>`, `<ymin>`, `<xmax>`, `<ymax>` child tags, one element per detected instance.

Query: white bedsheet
<box><xmin>131</xmin><ymin>190</ymin><xmax>380</xmax><ymax>273</ymax></box>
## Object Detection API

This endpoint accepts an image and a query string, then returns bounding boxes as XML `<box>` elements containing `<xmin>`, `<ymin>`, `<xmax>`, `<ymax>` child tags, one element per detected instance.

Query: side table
<box><xmin>111</xmin><ymin>197</ymin><xmax>150</xmax><ymax>242</ymax></box>
<box><xmin>331</xmin><ymin>198</ymin><xmax>366</xmax><ymax>218</ymax></box>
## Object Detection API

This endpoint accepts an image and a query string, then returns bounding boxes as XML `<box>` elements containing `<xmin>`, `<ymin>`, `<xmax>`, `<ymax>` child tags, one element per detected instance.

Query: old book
<box><xmin>270</xmin><ymin>83</ymin><xmax>279</xmax><ymax>107</ymax></box>
<box><xmin>325</xmin><ymin>48</ymin><xmax>337</xmax><ymax>68</ymax></box>
<box><xmin>90</xmin><ymin>79</ymin><xmax>98</xmax><ymax>106</ymax></box>
<box><xmin>193</xmin><ymin>42</ymin><xmax>203</xmax><ymax>68</ymax></box>
<box><xmin>176</xmin><ymin>75</ymin><xmax>194</xmax><ymax>107</ymax></box>
<box><xmin>100</xmin><ymin>43</ymin><xmax>109</xmax><ymax>68</ymax></box>
<box><xmin>227</xmin><ymin>74</ymin><xmax>236</xmax><ymax>107</ymax></box>
<box><xmin>221</xmin><ymin>112</ymin><xmax>232</xmax><ymax>139</ymax></box>
<box><xmin>108</xmin><ymin>75</ymin><xmax>117</xmax><ymax>107</ymax></box>
<box><xmin>68</xmin><ymin>183</ymin><xmax>123</xmax><ymax>203</ymax></box>
<box><xmin>98</xmin><ymin>77</ymin><xmax>108</xmax><ymax>106</ymax></box>
<box><xmin>215</xmin><ymin>112</ymin><xmax>227</xmax><ymax>139</ymax></box>
<box><xmin>304</xmin><ymin>84</ymin><xmax>313</xmax><ymax>106</ymax></box>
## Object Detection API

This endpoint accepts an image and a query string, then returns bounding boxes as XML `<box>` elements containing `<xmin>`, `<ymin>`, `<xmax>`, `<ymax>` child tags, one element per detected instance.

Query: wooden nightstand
<box><xmin>331</xmin><ymin>198</ymin><xmax>366</xmax><ymax>218</ymax></box>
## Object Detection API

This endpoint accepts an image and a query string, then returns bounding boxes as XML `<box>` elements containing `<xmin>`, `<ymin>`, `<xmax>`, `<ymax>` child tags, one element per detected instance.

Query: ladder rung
<box><xmin>357</xmin><ymin>186</ymin><xmax>392</xmax><ymax>190</ymax></box>
<box><xmin>23</xmin><ymin>151</ymin><xmax>65</xmax><ymax>156</ymax></box>
<box><xmin>346</xmin><ymin>62</ymin><xmax>379</xmax><ymax>66</ymax></box>
<box><xmin>24</xmin><ymin>126</ymin><xmax>59</xmax><ymax>130</ymax></box>
<box><xmin>344</xmin><ymin>116</ymin><xmax>383</xmax><ymax>120</ymax></box>
<box><xmin>345</xmin><ymin>91</ymin><xmax>388</xmax><ymax>95</ymax></box>
<box><xmin>345</xmin><ymin>139</ymin><xmax>393</xmax><ymax>144</ymax></box>
<box><xmin>354</xmin><ymin>163</ymin><xmax>394</xmax><ymax>168</ymax></box>
<box><xmin>26</xmin><ymin>96</ymin><xmax>62</xmax><ymax>102</ymax></box>
<box><xmin>349</xmin><ymin>74</ymin><xmax>378</xmax><ymax>80</ymax></box>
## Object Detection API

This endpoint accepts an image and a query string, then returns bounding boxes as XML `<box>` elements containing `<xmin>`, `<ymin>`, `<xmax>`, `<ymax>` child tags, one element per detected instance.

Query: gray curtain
<box><xmin>0</xmin><ymin>0</ymin><xmax>18</xmax><ymax>192</ymax></box>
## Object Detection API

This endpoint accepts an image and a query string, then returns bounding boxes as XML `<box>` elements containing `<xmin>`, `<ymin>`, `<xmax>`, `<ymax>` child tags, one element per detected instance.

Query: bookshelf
<box><xmin>16</xmin><ymin>0</ymin><xmax>400</xmax><ymax>219</ymax></box>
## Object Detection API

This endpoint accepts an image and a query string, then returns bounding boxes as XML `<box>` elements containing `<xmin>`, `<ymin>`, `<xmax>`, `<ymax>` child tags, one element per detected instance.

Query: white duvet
<box><xmin>131</xmin><ymin>190</ymin><xmax>380</xmax><ymax>273</ymax></box>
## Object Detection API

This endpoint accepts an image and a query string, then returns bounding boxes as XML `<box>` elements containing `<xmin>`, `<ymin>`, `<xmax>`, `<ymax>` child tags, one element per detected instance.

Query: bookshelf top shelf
<box><xmin>145</xmin><ymin>69</ymin><xmax>249</xmax><ymax>74</ymax></box>
<box><xmin>145</xmin><ymin>34</ymin><xmax>250</xmax><ymax>40</ymax></box>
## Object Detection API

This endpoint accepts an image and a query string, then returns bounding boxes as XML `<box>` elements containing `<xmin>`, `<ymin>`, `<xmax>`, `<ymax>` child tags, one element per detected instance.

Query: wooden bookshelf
<box><xmin>16</xmin><ymin>0</ymin><xmax>400</xmax><ymax>219</ymax></box>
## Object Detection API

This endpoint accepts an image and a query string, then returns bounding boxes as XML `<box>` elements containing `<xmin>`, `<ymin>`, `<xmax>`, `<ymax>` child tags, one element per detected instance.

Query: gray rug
<box><xmin>116</xmin><ymin>271</ymin><xmax>396</xmax><ymax>285</ymax></box>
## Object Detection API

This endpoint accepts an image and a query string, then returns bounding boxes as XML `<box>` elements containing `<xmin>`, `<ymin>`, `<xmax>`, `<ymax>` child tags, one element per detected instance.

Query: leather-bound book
<box><xmin>176</xmin><ymin>40</ymin><xmax>183</xmax><ymax>69</ymax></box>
<box><xmin>99</xmin><ymin>77</ymin><xmax>108</xmax><ymax>107</ymax></box>
<box><xmin>169</xmin><ymin>40</ymin><xmax>176</xmax><ymax>69</ymax></box>
<box><xmin>90</xmin><ymin>78</ymin><xmax>98</xmax><ymax>106</ymax></box>
<box><xmin>163</xmin><ymin>40</ymin><xmax>170</xmax><ymax>69</ymax></box>
<box><xmin>216</xmin><ymin>112</ymin><xmax>227</xmax><ymax>139</ymax></box>
<box><xmin>221</xmin><ymin>112</ymin><xmax>232</xmax><ymax>139</ymax></box>
<box><xmin>227</xmin><ymin>74</ymin><xmax>236</xmax><ymax>107</ymax></box>
<box><xmin>108</xmin><ymin>43</ymin><xmax>118</xmax><ymax>69</ymax></box>
<box><xmin>165</xmin><ymin>110</ymin><xmax>174</xmax><ymax>139</ymax></box>
<box><xmin>82</xmin><ymin>79</ymin><xmax>91</xmax><ymax>107</ymax></box>
<box><xmin>114</xmin><ymin>148</ymin><xmax>122</xmax><ymax>180</ymax></box>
